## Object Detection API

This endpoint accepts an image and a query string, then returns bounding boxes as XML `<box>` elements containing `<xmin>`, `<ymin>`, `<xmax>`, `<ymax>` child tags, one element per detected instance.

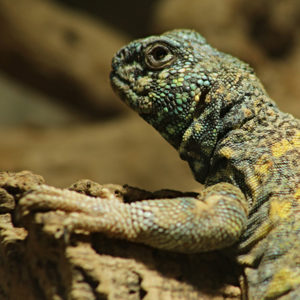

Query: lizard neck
<box><xmin>209</xmin><ymin>95</ymin><xmax>298</xmax><ymax>204</ymax></box>
<box><xmin>177</xmin><ymin>78</ymin><xmax>269</xmax><ymax>184</ymax></box>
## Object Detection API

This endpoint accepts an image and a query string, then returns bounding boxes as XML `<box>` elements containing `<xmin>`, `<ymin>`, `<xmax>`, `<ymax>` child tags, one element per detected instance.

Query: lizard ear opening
<box><xmin>145</xmin><ymin>43</ymin><xmax>175</xmax><ymax>70</ymax></box>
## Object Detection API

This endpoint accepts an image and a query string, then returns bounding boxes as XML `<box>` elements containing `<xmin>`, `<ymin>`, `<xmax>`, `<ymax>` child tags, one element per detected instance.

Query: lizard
<box><xmin>18</xmin><ymin>29</ymin><xmax>300</xmax><ymax>299</ymax></box>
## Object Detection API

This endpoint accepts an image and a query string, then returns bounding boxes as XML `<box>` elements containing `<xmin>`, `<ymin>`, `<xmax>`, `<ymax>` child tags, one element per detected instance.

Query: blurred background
<box><xmin>0</xmin><ymin>0</ymin><xmax>299</xmax><ymax>190</ymax></box>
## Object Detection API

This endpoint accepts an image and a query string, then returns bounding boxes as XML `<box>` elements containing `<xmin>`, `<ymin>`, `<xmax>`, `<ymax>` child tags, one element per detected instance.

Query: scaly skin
<box><xmin>20</xmin><ymin>30</ymin><xmax>300</xmax><ymax>299</ymax></box>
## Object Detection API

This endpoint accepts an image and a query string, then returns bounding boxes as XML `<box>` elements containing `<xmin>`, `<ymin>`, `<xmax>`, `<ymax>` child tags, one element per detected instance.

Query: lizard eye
<box><xmin>145</xmin><ymin>43</ymin><xmax>175</xmax><ymax>70</ymax></box>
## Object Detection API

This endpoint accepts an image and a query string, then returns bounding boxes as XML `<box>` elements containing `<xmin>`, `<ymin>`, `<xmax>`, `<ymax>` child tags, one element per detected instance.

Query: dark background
<box><xmin>0</xmin><ymin>0</ymin><xmax>299</xmax><ymax>190</ymax></box>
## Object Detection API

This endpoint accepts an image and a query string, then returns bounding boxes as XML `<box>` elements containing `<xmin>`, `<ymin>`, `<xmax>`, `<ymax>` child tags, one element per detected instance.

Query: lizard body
<box><xmin>20</xmin><ymin>30</ymin><xmax>300</xmax><ymax>299</ymax></box>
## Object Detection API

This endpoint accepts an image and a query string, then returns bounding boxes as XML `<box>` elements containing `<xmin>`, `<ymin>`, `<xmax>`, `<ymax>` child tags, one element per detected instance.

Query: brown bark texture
<box><xmin>0</xmin><ymin>171</ymin><xmax>241</xmax><ymax>300</ymax></box>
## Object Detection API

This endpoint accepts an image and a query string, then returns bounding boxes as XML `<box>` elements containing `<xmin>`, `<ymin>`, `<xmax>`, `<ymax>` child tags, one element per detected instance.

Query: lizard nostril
<box><xmin>117</xmin><ymin>47</ymin><xmax>130</xmax><ymax>62</ymax></box>
<box><xmin>112</xmin><ymin>47</ymin><xmax>132</xmax><ymax>71</ymax></box>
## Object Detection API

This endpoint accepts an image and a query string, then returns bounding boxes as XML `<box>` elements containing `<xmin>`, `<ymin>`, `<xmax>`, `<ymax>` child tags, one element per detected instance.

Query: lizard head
<box><xmin>111</xmin><ymin>29</ymin><xmax>218</xmax><ymax>148</ymax></box>
<box><xmin>110</xmin><ymin>29</ymin><xmax>261</xmax><ymax>157</ymax></box>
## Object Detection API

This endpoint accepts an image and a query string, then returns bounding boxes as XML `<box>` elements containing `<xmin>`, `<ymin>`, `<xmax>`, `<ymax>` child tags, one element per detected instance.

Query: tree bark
<box><xmin>0</xmin><ymin>171</ymin><xmax>241</xmax><ymax>300</ymax></box>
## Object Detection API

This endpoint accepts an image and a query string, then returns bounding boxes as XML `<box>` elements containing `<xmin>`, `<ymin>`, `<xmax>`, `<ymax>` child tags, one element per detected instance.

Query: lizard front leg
<box><xmin>18</xmin><ymin>183</ymin><xmax>248</xmax><ymax>253</ymax></box>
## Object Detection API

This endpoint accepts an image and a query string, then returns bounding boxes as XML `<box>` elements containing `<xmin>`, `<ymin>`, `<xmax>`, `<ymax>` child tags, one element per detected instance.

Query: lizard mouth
<box><xmin>110</xmin><ymin>71</ymin><xmax>130</xmax><ymax>93</ymax></box>
<box><xmin>110</xmin><ymin>71</ymin><xmax>153</xmax><ymax>114</ymax></box>
<box><xmin>110</xmin><ymin>71</ymin><xmax>133</xmax><ymax>102</ymax></box>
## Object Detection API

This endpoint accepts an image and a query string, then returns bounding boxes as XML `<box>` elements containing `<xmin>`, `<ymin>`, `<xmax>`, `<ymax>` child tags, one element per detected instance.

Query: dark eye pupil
<box><xmin>151</xmin><ymin>46</ymin><xmax>168</xmax><ymax>61</ymax></box>
<box><xmin>145</xmin><ymin>43</ymin><xmax>174</xmax><ymax>69</ymax></box>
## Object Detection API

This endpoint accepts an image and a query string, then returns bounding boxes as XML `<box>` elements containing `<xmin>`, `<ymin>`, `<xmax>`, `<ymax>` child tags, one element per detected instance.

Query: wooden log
<box><xmin>0</xmin><ymin>171</ymin><xmax>241</xmax><ymax>300</ymax></box>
